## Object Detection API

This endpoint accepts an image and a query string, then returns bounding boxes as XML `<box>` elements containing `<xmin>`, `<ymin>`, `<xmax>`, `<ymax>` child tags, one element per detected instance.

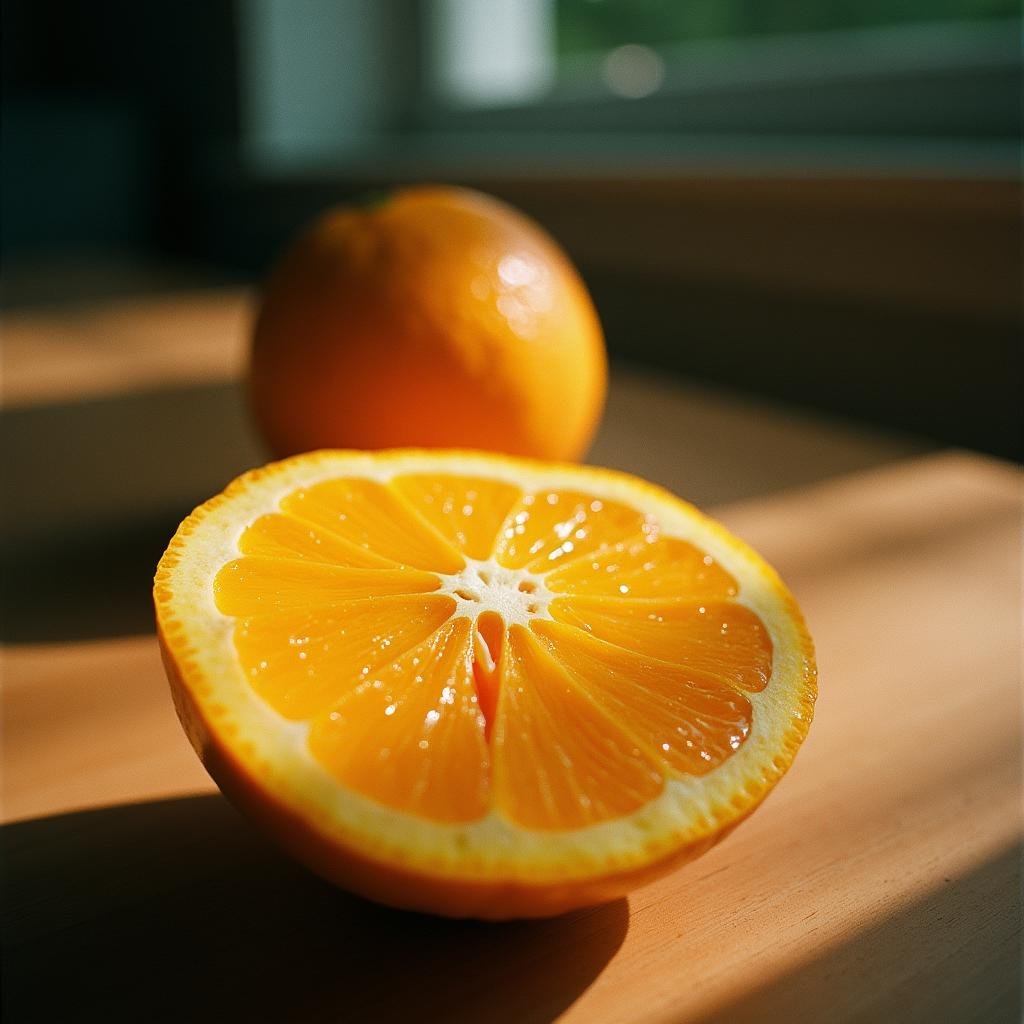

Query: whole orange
<box><xmin>249</xmin><ymin>186</ymin><xmax>607</xmax><ymax>460</ymax></box>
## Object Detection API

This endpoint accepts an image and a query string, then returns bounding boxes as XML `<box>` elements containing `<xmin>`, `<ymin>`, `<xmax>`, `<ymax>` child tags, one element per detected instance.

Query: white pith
<box><xmin>437</xmin><ymin>558</ymin><xmax>554</xmax><ymax>628</ymax></box>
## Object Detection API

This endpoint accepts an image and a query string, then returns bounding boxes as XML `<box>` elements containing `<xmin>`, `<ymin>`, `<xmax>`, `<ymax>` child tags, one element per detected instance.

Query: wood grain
<box><xmin>3</xmin><ymin>451</ymin><xmax>1020</xmax><ymax>1023</ymax></box>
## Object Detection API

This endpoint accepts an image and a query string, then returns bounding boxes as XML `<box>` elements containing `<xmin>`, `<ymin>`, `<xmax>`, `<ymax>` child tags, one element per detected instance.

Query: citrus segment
<box><xmin>229</xmin><ymin>595</ymin><xmax>457</xmax><ymax>719</ymax></box>
<box><xmin>494</xmin><ymin>490</ymin><xmax>649</xmax><ymax>571</ymax></box>
<box><xmin>391</xmin><ymin>474</ymin><xmax>523</xmax><ymax>560</ymax></box>
<box><xmin>546</xmin><ymin>534</ymin><xmax>739</xmax><ymax>599</ymax></box>
<box><xmin>238</xmin><ymin>513</ymin><xmax>396</xmax><ymax>567</ymax></box>
<box><xmin>155</xmin><ymin>450</ymin><xmax>817</xmax><ymax>919</ymax></box>
<box><xmin>531</xmin><ymin>620</ymin><xmax>752</xmax><ymax>776</ymax></box>
<box><xmin>279</xmin><ymin>478</ymin><xmax>464</xmax><ymax>572</ymax></box>
<box><xmin>214</xmin><ymin>559</ymin><xmax>440</xmax><ymax>615</ymax></box>
<box><xmin>308</xmin><ymin>618</ymin><xmax>489</xmax><ymax>823</ymax></box>
<box><xmin>548</xmin><ymin>596</ymin><xmax>772</xmax><ymax>692</ymax></box>
<box><xmin>492</xmin><ymin>625</ymin><xmax>664</xmax><ymax>830</ymax></box>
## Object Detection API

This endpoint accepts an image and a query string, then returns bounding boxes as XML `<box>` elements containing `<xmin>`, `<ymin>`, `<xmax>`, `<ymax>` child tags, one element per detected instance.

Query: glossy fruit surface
<box><xmin>155</xmin><ymin>450</ymin><xmax>816</xmax><ymax>919</ymax></box>
<box><xmin>250</xmin><ymin>187</ymin><xmax>607</xmax><ymax>461</ymax></box>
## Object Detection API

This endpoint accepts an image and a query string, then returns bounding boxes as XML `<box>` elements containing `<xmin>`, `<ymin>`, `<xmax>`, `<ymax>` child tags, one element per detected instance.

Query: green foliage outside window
<box><xmin>556</xmin><ymin>0</ymin><xmax>1021</xmax><ymax>55</ymax></box>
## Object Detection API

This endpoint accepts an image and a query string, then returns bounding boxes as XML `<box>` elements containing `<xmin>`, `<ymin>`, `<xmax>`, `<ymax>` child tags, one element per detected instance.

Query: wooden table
<box><xmin>2</xmin><ymin>292</ymin><xmax>1020</xmax><ymax>1022</ymax></box>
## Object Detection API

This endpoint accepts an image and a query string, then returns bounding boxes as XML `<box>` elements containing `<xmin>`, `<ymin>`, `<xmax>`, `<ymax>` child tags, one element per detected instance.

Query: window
<box><xmin>239</xmin><ymin>1</ymin><xmax>1019</xmax><ymax>170</ymax></box>
<box><xmin>426</xmin><ymin>0</ymin><xmax>1020</xmax><ymax>152</ymax></box>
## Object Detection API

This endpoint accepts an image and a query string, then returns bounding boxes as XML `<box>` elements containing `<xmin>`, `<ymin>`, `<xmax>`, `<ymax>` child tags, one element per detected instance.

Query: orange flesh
<box><xmin>213</xmin><ymin>474</ymin><xmax>769</xmax><ymax>829</ymax></box>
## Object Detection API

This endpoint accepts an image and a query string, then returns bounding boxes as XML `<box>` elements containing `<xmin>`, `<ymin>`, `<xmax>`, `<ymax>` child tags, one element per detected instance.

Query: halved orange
<box><xmin>154</xmin><ymin>450</ymin><xmax>816</xmax><ymax>919</ymax></box>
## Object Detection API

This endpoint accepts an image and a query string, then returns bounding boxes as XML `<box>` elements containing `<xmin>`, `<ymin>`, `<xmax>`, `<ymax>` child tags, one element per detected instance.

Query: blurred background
<box><xmin>1</xmin><ymin>0</ymin><xmax>1021</xmax><ymax>640</ymax></box>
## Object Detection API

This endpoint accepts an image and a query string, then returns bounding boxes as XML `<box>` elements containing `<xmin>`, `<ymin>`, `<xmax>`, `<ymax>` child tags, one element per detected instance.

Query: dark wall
<box><xmin>1</xmin><ymin>0</ymin><xmax>239</xmax><ymax>256</ymax></box>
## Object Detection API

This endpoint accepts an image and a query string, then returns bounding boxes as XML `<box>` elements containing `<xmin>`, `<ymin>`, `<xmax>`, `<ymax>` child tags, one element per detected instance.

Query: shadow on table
<box><xmin>2</xmin><ymin>794</ymin><xmax>628</xmax><ymax>1023</ymax></box>
<box><xmin>1</xmin><ymin>513</ymin><xmax>188</xmax><ymax>642</ymax></box>
<box><xmin>1</xmin><ymin>381</ymin><xmax>264</xmax><ymax>643</ymax></box>
<box><xmin>694</xmin><ymin>842</ymin><xmax>1023</xmax><ymax>1024</ymax></box>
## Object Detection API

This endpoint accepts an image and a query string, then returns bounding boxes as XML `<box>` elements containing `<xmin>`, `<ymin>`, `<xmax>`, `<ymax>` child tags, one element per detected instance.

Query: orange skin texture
<box><xmin>250</xmin><ymin>186</ymin><xmax>608</xmax><ymax>461</ymax></box>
